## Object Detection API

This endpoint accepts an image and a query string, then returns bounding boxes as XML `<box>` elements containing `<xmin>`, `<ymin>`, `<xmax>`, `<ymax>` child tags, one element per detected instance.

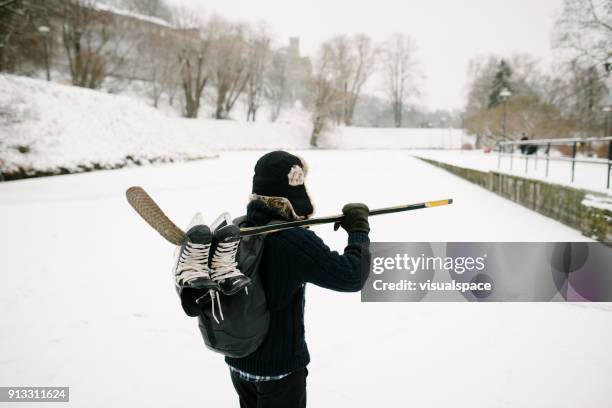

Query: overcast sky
<box><xmin>165</xmin><ymin>0</ymin><xmax>563</xmax><ymax>111</ymax></box>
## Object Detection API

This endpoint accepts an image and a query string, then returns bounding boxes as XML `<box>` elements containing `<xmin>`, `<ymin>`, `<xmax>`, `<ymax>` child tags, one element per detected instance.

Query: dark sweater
<box><xmin>225</xmin><ymin>201</ymin><xmax>370</xmax><ymax>376</ymax></box>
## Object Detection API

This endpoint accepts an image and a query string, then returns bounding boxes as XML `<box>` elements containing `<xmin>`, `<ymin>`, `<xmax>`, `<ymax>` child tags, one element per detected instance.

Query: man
<box><xmin>519</xmin><ymin>134</ymin><xmax>529</xmax><ymax>154</ymax></box>
<box><xmin>226</xmin><ymin>150</ymin><xmax>370</xmax><ymax>407</ymax></box>
<box><xmin>175</xmin><ymin>150</ymin><xmax>370</xmax><ymax>407</ymax></box>
<box><xmin>518</xmin><ymin>133</ymin><xmax>538</xmax><ymax>156</ymax></box>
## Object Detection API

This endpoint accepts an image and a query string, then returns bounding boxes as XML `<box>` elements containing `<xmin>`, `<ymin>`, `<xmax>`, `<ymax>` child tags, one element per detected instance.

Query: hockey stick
<box><xmin>126</xmin><ymin>186</ymin><xmax>186</xmax><ymax>245</ymax></box>
<box><xmin>126</xmin><ymin>186</ymin><xmax>453</xmax><ymax>244</ymax></box>
<box><xmin>239</xmin><ymin>198</ymin><xmax>453</xmax><ymax>236</ymax></box>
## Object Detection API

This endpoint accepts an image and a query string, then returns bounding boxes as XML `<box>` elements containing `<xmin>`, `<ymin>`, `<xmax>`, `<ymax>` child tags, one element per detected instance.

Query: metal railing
<box><xmin>497</xmin><ymin>136</ymin><xmax>612</xmax><ymax>189</ymax></box>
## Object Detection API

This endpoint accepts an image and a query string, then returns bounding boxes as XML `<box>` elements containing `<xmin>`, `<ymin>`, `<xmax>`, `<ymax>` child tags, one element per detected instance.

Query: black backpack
<box><xmin>182</xmin><ymin>217</ymin><xmax>281</xmax><ymax>358</ymax></box>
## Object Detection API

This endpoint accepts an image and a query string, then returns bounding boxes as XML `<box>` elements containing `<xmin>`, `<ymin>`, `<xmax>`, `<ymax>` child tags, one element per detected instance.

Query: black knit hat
<box><xmin>252</xmin><ymin>151</ymin><xmax>313</xmax><ymax>217</ymax></box>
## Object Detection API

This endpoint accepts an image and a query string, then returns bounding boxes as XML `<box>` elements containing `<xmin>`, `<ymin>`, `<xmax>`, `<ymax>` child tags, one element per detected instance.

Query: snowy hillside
<box><xmin>0</xmin><ymin>75</ymin><xmax>310</xmax><ymax>178</ymax></box>
<box><xmin>0</xmin><ymin>75</ymin><xmax>467</xmax><ymax>180</ymax></box>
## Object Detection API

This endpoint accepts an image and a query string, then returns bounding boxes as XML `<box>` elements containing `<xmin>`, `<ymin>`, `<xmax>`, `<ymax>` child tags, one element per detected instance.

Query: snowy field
<box><xmin>1</xmin><ymin>150</ymin><xmax>610</xmax><ymax>408</ymax></box>
<box><xmin>415</xmin><ymin>149</ymin><xmax>612</xmax><ymax>195</ymax></box>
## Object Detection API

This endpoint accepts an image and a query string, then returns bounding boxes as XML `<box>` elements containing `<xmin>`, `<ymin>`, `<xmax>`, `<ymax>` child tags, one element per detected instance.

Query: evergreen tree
<box><xmin>488</xmin><ymin>59</ymin><xmax>513</xmax><ymax>108</ymax></box>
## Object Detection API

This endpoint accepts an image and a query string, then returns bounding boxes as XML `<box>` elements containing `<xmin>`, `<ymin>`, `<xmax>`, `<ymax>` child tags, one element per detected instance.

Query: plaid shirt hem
<box><xmin>228</xmin><ymin>365</ymin><xmax>292</xmax><ymax>383</ymax></box>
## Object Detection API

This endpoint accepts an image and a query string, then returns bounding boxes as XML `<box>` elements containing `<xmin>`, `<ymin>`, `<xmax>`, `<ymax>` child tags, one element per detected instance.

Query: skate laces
<box><xmin>196</xmin><ymin>289</ymin><xmax>224</xmax><ymax>324</ymax></box>
<box><xmin>210</xmin><ymin>291</ymin><xmax>224</xmax><ymax>323</ymax></box>
<box><xmin>181</xmin><ymin>231</ymin><xmax>243</xmax><ymax>324</ymax></box>
<box><xmin>210</xmin><ymin>240</ymin><xmax>243</xmax><ymax>281</ymax></box>
<box><xmin>206</xmin><ymin>240</ymin><xmax>243</xmax><ymax>323</ymax></box>
<box><xmin>176</xmin><ymin>242</ymin><xmax>210</xmax><ymax>285</ymax></box>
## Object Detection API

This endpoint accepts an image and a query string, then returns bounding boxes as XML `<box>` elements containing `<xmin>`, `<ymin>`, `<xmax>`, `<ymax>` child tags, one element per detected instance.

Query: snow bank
<box><xmin>0</xmin><ymin>75</ymin><xmax>467</xmax><ymax>179</ymax></box>
<box><xmin>415</xmin><ymin>149</ymin><xmax>612</xmax><ymax>195</ymax></box>
<box><xmin>319</xmin><ymin>126</ymin><xmax>468</xmax><ymax>149</ymax></box>
<box><xmin>582</xmin><ymin>194</ymin><xmax>612</xmax><ymax>212</ymax></box>
<box><xmin>0</xmin><ymin>75</ymin><xmax>310</xmax><ymax>177</ymax></box>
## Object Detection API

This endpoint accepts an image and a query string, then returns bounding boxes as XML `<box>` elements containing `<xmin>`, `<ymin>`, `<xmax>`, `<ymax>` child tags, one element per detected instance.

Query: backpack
<box><xmin>191</xmin><ymin>216</ymin><xmax>281</xmax><ymax>358</ymax></box>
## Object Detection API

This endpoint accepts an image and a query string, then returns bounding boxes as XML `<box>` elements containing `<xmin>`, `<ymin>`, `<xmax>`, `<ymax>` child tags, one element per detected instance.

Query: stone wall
<box><xmin>419</xmin><ymin>158</ymin><xmax>612</xmax><ymax>243</ymax></box>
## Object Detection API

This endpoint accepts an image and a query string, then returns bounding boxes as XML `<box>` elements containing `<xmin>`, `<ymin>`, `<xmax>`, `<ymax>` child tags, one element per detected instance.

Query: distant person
<box><xmin>519</xmin><ymin>134</ymin><xmax>529</xmax><ymax>154</ymax></box>
<box><xmin>519</xmin><ymin>134</ymin><xmax>538</xmax><ymax>155</ymax></box>
<box><xmin>526</xmin><ymin>144</ymin><xmax>538</xmax><ymax>155</ymax></box>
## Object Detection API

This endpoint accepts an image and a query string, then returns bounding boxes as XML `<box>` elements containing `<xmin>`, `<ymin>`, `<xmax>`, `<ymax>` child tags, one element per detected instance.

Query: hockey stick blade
<box><xmin>126</xmin><ymin>186</ymin><xmax>186</xmax><ymax>245</ymax></box>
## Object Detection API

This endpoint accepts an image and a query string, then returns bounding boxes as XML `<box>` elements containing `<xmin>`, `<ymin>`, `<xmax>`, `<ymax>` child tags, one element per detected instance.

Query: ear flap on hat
<box><xmin>297</xmin><ymin>156</ymin><xmax>309</xmax><ymax>176</ymax></box>
<box><xmin>249</xmin><ymin>193</ymin><xmax>306</xmax><ymax>220</ymax></box>
<box><xmin>287</xmin><ymin>165</ymin><xmax>305</xmax><ymax>186</ymax></box>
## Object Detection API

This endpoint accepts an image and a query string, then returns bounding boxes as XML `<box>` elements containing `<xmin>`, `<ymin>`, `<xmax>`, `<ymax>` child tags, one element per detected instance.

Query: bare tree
<box><xmin>178</xmin><ymin>42</ymin><xmax>209</xmax><ymax>118</ymax></box>
<box><xmin>344</xmin><ymin>34</ymin><xmax>377</xmax><ymax>125</ymax></box>
<box><xmin>266</xmin><ymin>49</ymin><xmax>289</xmax><ymax>122</ymax></box>
<box><xmin>562</xmin><ymin>61</ymin><xmax>607</xmax><ymax>135</ymax></box>
<box><xmin>507</xmin><ymin>53</ymin><xmax>544</xmax><ymax>97</ymax></box>
<box><xmin>324</xmin><ymin>34</ymin><xmax>378</xmax><ymax>126</ymax></box>
<box><xmin>465</xmin><ymin>55</ymin><xmax>499</xmax><ymax>115</ymax></box>
<box><xmin>548</xmin><ymin>0</ymin><xmax>610</xmax><ymax>137</ymax></box>
<box><xmin>382</xmin><ymin>33</ymin><xmax>421</xmax><ymax>127</ymax></box>
<box><xmin>57</xmin><ymin>0</ymin><xmax>131</xmax><ymax>89</ymax></box>
<box><xmin>170</xmin><ymin>7</ymin><xmax>210</xmax><ymax>118</ymax></box>
<box><xmin>0</xmin><ymin>1</ymin><xmax>55</xmax><ymax>73</ymax></box>
<box><xmin>463</xmin><ymin>55</ymin><xmax>501</xmax><ymax>147</ymax></box>
<box><xmin>553</xmin><ymin>0</ymin><xmax>612</xmax><ymax>65</ymax></box>
<box><xmin>143</xmin><ymin>31</ymin><xmax>179</xmax><ymax>108</ymax></box>
<box><xmin>325</xmin><ymin>35</ymin><xmax>351</xmax><ymax>125</ymax></box>
<box><xmin>245</xmin><ymin>25</ymin><xmax>271</xmax><ymax>122</ymax></box>
<box><xmin>207</xmin><ymin>19</ymin><xmax>250</xmax><ymax>119</ymax></box>
<box><xmin>309</xmin><ymin>45</ymin><xmax>343</xmax><ymax>147</ymax></box>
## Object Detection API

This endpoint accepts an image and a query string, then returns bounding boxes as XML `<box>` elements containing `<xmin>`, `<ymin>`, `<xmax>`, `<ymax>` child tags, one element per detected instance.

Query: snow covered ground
<box><xmin>415</xmin><ymin>149</ymin><xmax>612</xmax><ymax>195</ymax></box>
<box><xmin>0</xmin><ymin>75</ymin><xmax>467</xmax><ymax>178</ymax></box>
<box><xmin>2</xmin><ymin>150</ymin><xmax>610</xmax><ymax>408</ymax></box>
<box><xmin>0</xmin><ymin>75</ymin><xmax>307</xmax><ymax>175</ymax></box>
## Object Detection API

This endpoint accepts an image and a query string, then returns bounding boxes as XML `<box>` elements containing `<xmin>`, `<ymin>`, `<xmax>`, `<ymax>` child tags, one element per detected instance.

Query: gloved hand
<box><xmin>334</xmin><ymin>203</ymin><xmax>370</xmax><ymax>233</ymax></box>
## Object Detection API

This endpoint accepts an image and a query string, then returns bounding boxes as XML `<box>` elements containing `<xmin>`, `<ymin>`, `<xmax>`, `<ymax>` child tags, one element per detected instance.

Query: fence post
<box><xmin>498</xmin><ymin>143</ymin><xmax>502</xmax><ymax>169</ymax></box>
<box><xmin>571</xmin><ymin>142</ymin><xmax>577</xmax><ymax>183</ymax></box>
<box><xmin>545</xmin><ymin>143</ymin><xmax>550</xmax><ymax>177</ymax></box>
<box><xmin>606</xmin><ymin>140</ymin><xmax>612</xmax><ymax>188</ymax></box>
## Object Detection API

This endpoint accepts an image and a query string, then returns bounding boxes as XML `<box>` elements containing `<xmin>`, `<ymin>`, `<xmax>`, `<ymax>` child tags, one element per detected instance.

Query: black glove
<box><xmin>334</xmin><ymin>203</ymin><xmax>370</xmax><ymax>233</ymax></box>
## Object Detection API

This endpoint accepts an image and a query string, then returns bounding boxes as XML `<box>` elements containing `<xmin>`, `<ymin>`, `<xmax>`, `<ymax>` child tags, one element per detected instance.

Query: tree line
<box><xmin>4</xmin><ymin>0</ymin><xmax>606</xmax><ymax>147</ymax></box>
<box><xmin>464</xmin><ymin>0</ymin><xmax>611</xmax><ymax>147</ymax></box>
<box><xmin>1</xmin><ymin>0</ymin><xmax>427</xmax><ymax>146</ymax></box>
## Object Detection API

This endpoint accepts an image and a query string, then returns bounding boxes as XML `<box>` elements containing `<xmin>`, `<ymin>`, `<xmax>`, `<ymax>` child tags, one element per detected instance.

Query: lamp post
<box><xmin>604</xmin><ymin>105</ymin><xmax>612</xmax><ymax>189</ymax></box>
<box><xmin>500</xmin><ymin>87</ymin><xmax>512</xmax><ymax>142</ymax></box>
<box><xmin>38</xmin><ymin>25</ymin><xmax>50</xmax><ymax>81</ymax></box>
<box><xmin>499</xmin><ymin>87</ymin><xmax>512</xmax><ymax>169</ymax></box>
<box><xmin>603</xmin><ymin>106</ymin><xmax>611</xmax><ymax>136</ymax></box>
<box><xmin>604</xmin><ymin>61</ymin><xmax>612</xmax><ymax>189</ymax></box>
